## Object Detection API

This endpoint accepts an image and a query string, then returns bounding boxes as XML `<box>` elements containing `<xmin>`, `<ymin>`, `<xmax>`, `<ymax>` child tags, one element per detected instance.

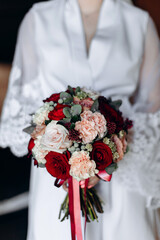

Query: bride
<box><xmin>0</xmin><ymin>0</ymin><xmax>160</xmax><ymax>239</ymax></box>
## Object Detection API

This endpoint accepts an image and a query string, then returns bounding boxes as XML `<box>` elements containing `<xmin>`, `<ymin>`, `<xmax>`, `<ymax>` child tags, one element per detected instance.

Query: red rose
<box><xmin>48</xmin><ymin>104</ymin><xmax>69</xmax><ymax>121</ymax></box>
<box><xmin>45</xmin><ymin>151</ymin><xmax>71</xmax><ymax>180</ymax></box>
<box><xmin>91</xmin><ymin>141</ymin><xmax>113</xmax><ymax>170</ymax></box>
<box><xmin>28</xmin><ymin>138</ymin><xmax>35</xmax><ymax>153</ymax></box>
<box><xmin>98</xmin><ymin>96</ymin><xmax>124</xmax><ymax>133</ymax></box>
<box><xmin>43</xmin><ymin>93</ymin><xmax>60</xmax><ymax>103</ymax></box>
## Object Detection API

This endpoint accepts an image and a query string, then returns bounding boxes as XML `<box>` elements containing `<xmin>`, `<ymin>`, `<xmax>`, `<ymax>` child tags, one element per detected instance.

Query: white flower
<box><xmin>32</xmin><ymin>136</ymin><xmax>48</xmax><ymax>164</ymax></box>
<box><xmin>40</xmin><ymin>121</ymin><xmax>72</xmax><ymax>153</ymax></box>
<box><xmin>33</xmin><ymin>102</ymin><xmax>54</xmax><ymax>125</ymax></box>
<box><xmin>81</xmin><ymin>87</ymin><xmax>100</xmax><ymax>100</ymax></box>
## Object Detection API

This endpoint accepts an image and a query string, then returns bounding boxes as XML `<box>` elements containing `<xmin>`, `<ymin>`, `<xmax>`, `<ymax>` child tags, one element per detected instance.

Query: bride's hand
<box><xmin>62</xmin><ymin>176</ymin><xmax>100</xmax><ymax>192</ymax></box>
<box><xmin>80</xmin><ymin>176</ymin><xmax>100</xmax><ymax>189</ymax></box>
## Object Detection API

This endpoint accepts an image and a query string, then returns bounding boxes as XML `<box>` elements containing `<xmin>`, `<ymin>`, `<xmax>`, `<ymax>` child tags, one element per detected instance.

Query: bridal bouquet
<box><xmin>24</xmin><ymin>86</ymin><xmax>133</xmax><ymax>239</ymax></box>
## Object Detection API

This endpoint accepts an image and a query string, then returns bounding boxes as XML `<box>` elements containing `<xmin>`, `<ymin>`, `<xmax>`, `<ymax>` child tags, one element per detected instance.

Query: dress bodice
<box><xmin>31</xmin><ymin>0</ymin><xmax>148</xmax><ymax>99</ymax></box>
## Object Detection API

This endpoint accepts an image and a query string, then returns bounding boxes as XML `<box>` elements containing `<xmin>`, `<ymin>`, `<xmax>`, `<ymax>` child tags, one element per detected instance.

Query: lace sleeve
<box><xmin>0</xmin><ymin>9</ymin><xmax>43</xmax><ymax>157</ymax></box>
<box><xmin>115</xmin><ymin>16</ymin><xmax>160</xmax><ymax>209</ymax></box>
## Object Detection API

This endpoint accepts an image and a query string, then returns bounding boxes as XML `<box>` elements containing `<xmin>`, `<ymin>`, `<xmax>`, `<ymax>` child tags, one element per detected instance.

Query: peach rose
<box><xmin>111</xmin><ymin>135</ymin><xmax>124</xmax><ymax>162</ymax></box>
<box><xmin>31</xmin><ymin>124</ymin><xmax>46</xmax><ymax>140</ymax></box>
<box><xmin>40</xmin><ymin>121</ymin><xmax>72</xmax><ymax>153</ymax></box>
<box><xmin>81</xmin><ymin>110</ymin><xmax>107</xmax><ymax>138</ymax></box>
<box><xmin>75</xmin><ymin>119</ymin><xmax>97</xmax><ymax>143</ymax></box>
<box><xmin>69</xmin><ymin>151</ymin><xmax>99</xmax><ymax>181</ymax></box>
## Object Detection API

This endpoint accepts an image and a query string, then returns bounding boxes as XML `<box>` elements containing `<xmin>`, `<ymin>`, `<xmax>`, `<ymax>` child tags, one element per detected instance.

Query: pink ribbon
<box><xmin>69</xmin><ymin>177</ymin><xmax>76</xmax><ymax>240</ymax></box>
<box><xmin>72</xmin><ymin>178</ymin><xmax>83</xmax><ymax>240</ymax></box>
<box><xmin>97</xmin><ymin>170</ymin><xmax>112</xmax><ymax>182</ymax></box>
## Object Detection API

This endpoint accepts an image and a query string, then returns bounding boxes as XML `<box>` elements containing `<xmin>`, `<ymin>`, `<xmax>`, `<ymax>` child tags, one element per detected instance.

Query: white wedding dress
<box><xmin>0</xmin><ymin>0</ymin><xmax>160</xmax><ymax>239</ymax></box>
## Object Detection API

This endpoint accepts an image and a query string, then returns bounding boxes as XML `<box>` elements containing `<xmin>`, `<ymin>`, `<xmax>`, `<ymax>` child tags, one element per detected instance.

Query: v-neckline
<box><xmin>66</xmin><ymin>0</ymin><xmax>118</xmax><ymax>60</ymax></box>
<box><xmin>75</xmin><ymin>0</ymin><xmax>105</xmax><ymax>59</ymax></box>
<box><xmin>64</xmin><ymin>0</ymin><xmax>119</xmax><ymax>89</ymax></box>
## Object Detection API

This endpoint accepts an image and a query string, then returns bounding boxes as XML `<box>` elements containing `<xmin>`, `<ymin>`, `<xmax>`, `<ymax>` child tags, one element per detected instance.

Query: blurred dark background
<box><xmin>0</xmin><ymin>0</ymin><xmax>160</xmax><ymax>239</ymax></box>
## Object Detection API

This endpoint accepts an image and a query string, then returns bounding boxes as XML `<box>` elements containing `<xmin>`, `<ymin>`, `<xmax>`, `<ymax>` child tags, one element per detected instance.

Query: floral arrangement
<box><xmin>24</xmin><ymin>86</ymin><xmax>133</xmax><ymax>239</ymax></box>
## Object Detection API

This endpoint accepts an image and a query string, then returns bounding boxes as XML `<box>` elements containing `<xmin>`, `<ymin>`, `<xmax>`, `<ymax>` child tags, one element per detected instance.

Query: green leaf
<box><xmin>63</xmin><ymin>107</ymin><xmax>71</xmax><ymax>118</ymax></box>
<box><xmin>71</xmin><ymin>104</ymin><xmax>82</xmax><ymax>116</ymax></box>
<box><xmin>91</xmin><ymin>99</ymin><xmax>99</xmax><ymax>112</ymax></box>
<box><xmin>60</xmin><ymin>92</ymin><xmax>71</xmax><ymax>99</ymax></box>
<box><xmin>105</xmin><ymin>163</ymin><xmax>118</xmax><ymax>175</ymax></box>
<box><xmin>45</xmin><ymin>120</ymin><xmax>52</xmax><ymax>125</ymax></box>
<box><xmin>23</xmin><ymin>125</ymin><xmax>36</xmax><ymax>135</ymax></box>
<box><xmin>71</xmin><ymin>115</ymin><xmax>80</xmax><ymax>123</ymax></box>
<box><xmin>125</xmin><ymin>145</ymin><xmax>129</xmax><ymax>154</ymax></box>
<box><xmin>64</xmin><ymin>98</ymin><xmax>73</xmax><ymax>104</ymax></box>
<box><xmin>57</xmin><ymin>118</ymin><xmax>71</xmax><ymax>126</ymax></box>
<box><xmin>109</xmin><ymin>100</ymin><xmax>122</xmax><ymax>111</ymax></box>
<box><xmin>75</xmin><ymin>86</ymin><xmax>81</xmax><ymax>94</ymax></box>
<box><xmin>67</xmin><ymin>85</ymin><xmax>74</xmax><ymax>96</ymax></box>
<box><xmin>38</xmin><ymin>163</ymin><xmax>46</xmax><ymax>168</ymax></box>
<box><xmin>70</xmin><ymin>123</ymin><xmax>75</xmax><ymax>129</ymax></box>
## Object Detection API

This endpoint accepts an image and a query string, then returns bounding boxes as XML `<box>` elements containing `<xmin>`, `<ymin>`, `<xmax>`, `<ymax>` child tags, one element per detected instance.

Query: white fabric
<box><xmin>0</xmin><ymin>0</ymin><xmax>160</xmax><ymax>239</ymax></box>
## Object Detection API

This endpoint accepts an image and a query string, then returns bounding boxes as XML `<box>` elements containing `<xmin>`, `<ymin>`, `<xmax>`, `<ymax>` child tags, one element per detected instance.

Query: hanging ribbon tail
<box><xmin>84</xmin><ymin>178</ymin><xmax>89</xmax><ymax>240</ymax></box>
<box><xmin>72</xmin><ymin>178</ymin><xmax>83</xmax><ymax>240</ymax></box>
<box><xmin>54</xmin><ymin>178</ymin><xmax>65</xmax><ymax>188</ymax></box>
<box><xmin>97</xmin><ymin>170</ymin><xmax>112</xmax><ymax>182</ymax></box>
<box><xmin>69</xmin><ymin>177</ymin><xmax>76</xmax><ymax>240</ymax></box>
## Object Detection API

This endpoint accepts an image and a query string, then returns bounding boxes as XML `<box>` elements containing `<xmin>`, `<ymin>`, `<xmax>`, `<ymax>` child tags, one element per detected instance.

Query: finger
<box><xmin>62</xmin><ymin>181</ymin><xmax>69</xmax><ymax>192</ymax></box>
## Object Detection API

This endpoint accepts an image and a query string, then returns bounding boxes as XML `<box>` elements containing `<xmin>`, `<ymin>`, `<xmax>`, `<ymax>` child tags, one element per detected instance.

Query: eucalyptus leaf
<box><xmin>23</xmin><ymin>125</ymin><xmax>36</xmax><ymax>135</ymax></box>
<box><xmin>60</xmin><ymin>92</ymin><xmax>72</xmax><ymax>99</ymax></box>
<box><xmin>91</xmin><ymin>99</ymin><xmax>99</xmax><ymax>112</ymax></box>
<box><xmin>105</xmin><ymin>163</ymin><xmax>118</xmax><ymax>175</ymax></box>
<box><xmin>63</xmin><ymin>107</ymin><xmax>71</xmax><ymax>118</ymax></box>
<box><xmin>71</xmin><ymin>104</ymin><xmax>82</xmax><ymax>116</ymax></box>
<box><xmin>63</xmin><ymin>96</ymin><xmax>73</xmax><ymax>104</ymax></box>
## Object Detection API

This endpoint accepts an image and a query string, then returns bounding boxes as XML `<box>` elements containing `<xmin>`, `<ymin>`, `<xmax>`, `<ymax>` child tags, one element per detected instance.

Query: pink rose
<box><xmin>81</xmin><ymin>110</ymin><xmax>107</xmax><ymax>138</ymax></box>
<box><xmin>40</xmin><ymin>121</ymin><xmax>72</xmax><ymax>153</ymax></box>
<box><xmin>120</xmin><ymin>134</ymin><xmax>127</xmax><ymax>153</ymax></box>
<box><xmin>73</xmin><ymin>97</ymin><xmax>94</xmax><ymax>111</ymax></box>
<box><xmin>75</xmin><ymin>119</ymin><xmax>97</xmax><ymax>143</ymax></box>
<box><xmin>69</xmin><ymin>151</ymin><xmax>98</xmax><ymax>181</ymax></box>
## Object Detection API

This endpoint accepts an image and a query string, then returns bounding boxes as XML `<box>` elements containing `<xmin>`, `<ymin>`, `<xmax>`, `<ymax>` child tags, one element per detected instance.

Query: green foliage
<box><xmin>67</xmin><ymin>85</ymin><xmax>74</xmax><ymax>96</ymax></box>
<box><xmin>70</xmin><ymin>104</ymin><xmax>82</xmax><ymax>116</ymax></box>
<box><xmin>75</xmin><ymin>86</ymin><xmax>81</xmax><ymax>94</ymax></box>
<box><xmin>91</xmin><ymin>99</ymin><xmax>99</xmax><ymax>112</ymax></box>
<box><xmin>60</xmin><ymin>92</ymin><xmax>73</xmax><ymax>104</ymax></box>
<box><xmin>63</xmin><ymin>107</ymin><xmax>71</xmax><ymax>118</ymax></box>
<box><xmin>109</xmin><ymin>99</ymin><xmax>122</xmax><ymax>111</ymax></box>
<box><xmin>105</xmin><ymin>163</ymin><xmax>118</xmax><ymax>175</ymax></box>
<box><xmin>45</xmin><ymin>120</ymin><xmax>52</xmax><ymax>125</ymax></box>
<box><xmin>23</xmin><ymin>125</ymin><xmax>36</xmax><ymax>135</ymax></box>
<box><xmin>71</xmin><ymin>115</ymin><xmax>80</xmax><ymax>123</ymax></box>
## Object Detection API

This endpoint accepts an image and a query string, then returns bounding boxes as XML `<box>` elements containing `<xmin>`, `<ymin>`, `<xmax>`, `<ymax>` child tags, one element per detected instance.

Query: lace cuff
<box><xmin>0</xmin><ymin>66</ymin><xmax>42</xmax><ymax>157</ymax></box>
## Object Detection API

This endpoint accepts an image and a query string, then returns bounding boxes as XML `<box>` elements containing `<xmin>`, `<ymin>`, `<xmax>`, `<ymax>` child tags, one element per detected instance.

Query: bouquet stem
<box><xmin>59</xmin><ymin>187</ymin><xmax>103</xmax><ymax>222</ymax></box>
